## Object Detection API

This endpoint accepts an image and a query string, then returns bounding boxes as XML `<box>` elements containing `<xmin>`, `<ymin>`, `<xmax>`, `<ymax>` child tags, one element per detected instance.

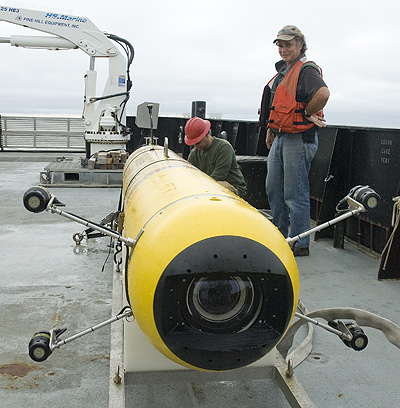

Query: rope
<box><xmin>381</xmin><ymin>196</ymin><xmax>400</xmax><ymax>270</ymax></box>
<box><xmin>284</xmin><ymin>300</ymin><xmax>314</xmax><ymax>369</ymax></box>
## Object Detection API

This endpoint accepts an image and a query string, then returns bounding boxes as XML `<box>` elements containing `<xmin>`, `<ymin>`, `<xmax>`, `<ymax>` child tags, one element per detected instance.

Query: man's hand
<box><xmin>303</xmin><ymin>86</ymin><xmax>330</xmax><ymax>128</ymax></box>
<box><xmin>305</xmin><ymin>113</ymin><xmax>327</xmax><ymax>128</ymax></box>
<box><xmin>266</xmin><ymin>128</ymin><xmax>275</xmax><ymax>150</ymax></box>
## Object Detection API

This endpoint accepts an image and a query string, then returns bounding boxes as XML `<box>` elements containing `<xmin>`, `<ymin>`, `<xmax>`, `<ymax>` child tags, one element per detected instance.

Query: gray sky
<box><xmin>1</xmin><ymin>0</ymin><xmax>400</xmax><ymax>128</ymax></box>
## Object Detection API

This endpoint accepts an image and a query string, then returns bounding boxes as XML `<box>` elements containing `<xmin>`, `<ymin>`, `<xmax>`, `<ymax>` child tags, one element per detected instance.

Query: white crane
<box><xmin>0</xmin><ymin>5</ymin><xmax>134</xmax><ymax>156</ymax></box>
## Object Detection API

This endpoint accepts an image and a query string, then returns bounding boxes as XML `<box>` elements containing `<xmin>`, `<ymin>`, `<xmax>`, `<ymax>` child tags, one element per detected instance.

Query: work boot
<box><xmin>292</xmin><ymin>246</ymin><xmax>310</xmax><ymax>257</ymax></box>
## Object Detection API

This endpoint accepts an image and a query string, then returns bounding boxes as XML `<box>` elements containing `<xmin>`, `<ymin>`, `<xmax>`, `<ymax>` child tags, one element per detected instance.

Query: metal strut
<box><xmin>294</xmin><ymin>312</ymin><xmax>352</xmax><ymax>342</ymax></box>
<box><xmin>28</xmin><ymin>307</ymin><xmax>134</xmax><ymax>362</ymax></box>
<box><xmin>46</xmin><ymin>195</ymin><xmax>136</xmax><ymax>247</ymax></box>
<box><xmin>51</xmin><ymin>307</ymin><xmax>134</xmax><ymax>350</ymax></box>
<box><xmin>286</xmin><ymin>197</ymin><xmax>365</xmax><ymax>245</ymax></box>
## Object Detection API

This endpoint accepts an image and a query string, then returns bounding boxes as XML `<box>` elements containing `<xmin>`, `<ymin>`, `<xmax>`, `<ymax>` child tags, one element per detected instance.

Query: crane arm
<box><xmin>0</xmin><ymin>5</ymin><xmax>134</xmax><ymax>155</ymax></box>
<box><xmin>0</xmin><ymin>5</ymin><xmax>117</xmax><ymax>56</ymax></box>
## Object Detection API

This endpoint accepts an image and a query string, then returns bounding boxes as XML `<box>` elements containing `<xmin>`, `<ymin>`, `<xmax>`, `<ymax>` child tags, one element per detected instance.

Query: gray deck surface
<box><xmin>1</xmin><ymin>152</ymin><xmax>399</xmax><ymax>408</ymax></box>
<box><xmin>0</xmin><ymin>153</ymin><xmax>116</xmax><ymax>407</ymax></box>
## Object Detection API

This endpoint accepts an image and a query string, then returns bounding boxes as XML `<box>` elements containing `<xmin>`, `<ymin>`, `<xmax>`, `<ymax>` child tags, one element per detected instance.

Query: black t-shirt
<box><xmin>296</xmin><ymin>64</ymin><xmax>327</xmax><ymax>103</ymax></box>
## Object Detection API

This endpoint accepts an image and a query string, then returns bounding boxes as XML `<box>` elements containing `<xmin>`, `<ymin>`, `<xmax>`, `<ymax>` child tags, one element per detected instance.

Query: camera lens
<box><xmin>186</xmin><ymin>276</ymin><xmax>260</xmax><ymax>332</ymax></box>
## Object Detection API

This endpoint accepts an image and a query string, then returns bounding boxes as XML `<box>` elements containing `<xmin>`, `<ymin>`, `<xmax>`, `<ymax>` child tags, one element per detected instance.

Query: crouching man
<box><xmin>184</xmin><ymin>117</ymin><xmax>247</xmax><ymax>197</ymax></box>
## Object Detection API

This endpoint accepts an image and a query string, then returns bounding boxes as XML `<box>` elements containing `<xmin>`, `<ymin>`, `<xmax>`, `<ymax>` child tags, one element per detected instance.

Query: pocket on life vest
<box><xmin>271</xmin><ymin>86</ymin><xmax>296</xmax><ymax>114</ymax></box>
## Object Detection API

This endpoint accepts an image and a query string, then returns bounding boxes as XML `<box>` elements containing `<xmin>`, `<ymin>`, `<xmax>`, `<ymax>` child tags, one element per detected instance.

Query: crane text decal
<box><xmin>20</xmin><ymin>16</ymin><xmax>82</xmax><ymax>29</ymax></box>
<box><xmin>45</xmin><ymin>13</ymin><xmax>87</xmax><ymax>23</ymax></box>
<box><xmin>0</xmin><ymin>6</ymin><xmax>20</xmax><ymax>12</ymax></box>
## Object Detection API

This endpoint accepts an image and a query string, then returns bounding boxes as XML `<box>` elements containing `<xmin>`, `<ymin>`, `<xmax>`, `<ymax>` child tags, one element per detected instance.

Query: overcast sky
<box><xmin>1</xmin><ymin>0</ymin><xmax>399</xmax><ymax>128</ymax></box>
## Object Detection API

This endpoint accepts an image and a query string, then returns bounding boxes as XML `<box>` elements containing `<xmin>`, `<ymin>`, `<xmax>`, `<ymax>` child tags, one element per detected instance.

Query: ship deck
<box><xmin>1</xmin><ymin>152</ymin><xmax>399</xmax><ymax>408</ymax></box>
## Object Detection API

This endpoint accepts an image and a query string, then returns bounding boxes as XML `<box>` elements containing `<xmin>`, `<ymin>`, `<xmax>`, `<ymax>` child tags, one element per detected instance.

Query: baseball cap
<box><xmin>273</xmin><ymin>25</ymin><xmax>304</xmax><ymax>43</ymax></box>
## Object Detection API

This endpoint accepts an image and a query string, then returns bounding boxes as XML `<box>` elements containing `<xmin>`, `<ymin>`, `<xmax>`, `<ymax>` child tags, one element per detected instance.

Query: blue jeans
<box><xmin>266</xmin><ymin>132</ymin><xmax>318</xmax><ymax>248</ymax></box>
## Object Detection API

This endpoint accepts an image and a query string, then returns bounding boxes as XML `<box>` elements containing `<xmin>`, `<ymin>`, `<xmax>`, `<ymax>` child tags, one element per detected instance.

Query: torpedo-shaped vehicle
<box><xmin>25</xmin><ymin>143</ymin><xmax>299</xmax><ymax>371</ymax></box>
<box><xmin>24</xmin><ymin>140</ymin><xmax>393</xmax><ymax>373</ymax></box>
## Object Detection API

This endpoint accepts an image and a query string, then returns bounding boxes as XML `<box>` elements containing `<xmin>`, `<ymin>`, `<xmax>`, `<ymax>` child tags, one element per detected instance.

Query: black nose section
<box><xmin>153</xmin><ymin>235</ymin><xmax>294</xmax><ymax>371</ymax></box>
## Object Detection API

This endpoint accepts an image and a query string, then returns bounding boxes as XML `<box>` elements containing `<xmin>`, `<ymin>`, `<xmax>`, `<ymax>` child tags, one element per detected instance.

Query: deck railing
<box><xmin>0</xmin><ymin>115</ymin><xmax>85</xmax><ymax>151</ymax></box>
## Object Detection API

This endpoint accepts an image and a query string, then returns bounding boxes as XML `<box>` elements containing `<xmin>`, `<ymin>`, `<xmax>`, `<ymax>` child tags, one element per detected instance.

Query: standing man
<box><xmin>259</xmin><ymin>25</ymin><xmax>330</xmax><ymax>256</ymax></box>
<box><xmin>185</xmin><ymin>117</ymin><xmax>247</xmax><ymax>197</ymax></box>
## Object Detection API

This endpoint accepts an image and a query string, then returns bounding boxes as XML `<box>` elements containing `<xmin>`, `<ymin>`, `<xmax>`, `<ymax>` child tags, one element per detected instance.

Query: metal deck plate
<box><xmin>40</xmin><ymin>157</ymin><xmax>122</xmax><ymax>187</ymax></box>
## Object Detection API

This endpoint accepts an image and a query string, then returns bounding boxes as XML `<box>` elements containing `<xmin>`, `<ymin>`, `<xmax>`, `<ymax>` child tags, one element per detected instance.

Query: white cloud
<box><xmin>1</xmin><ymin>0</ymin><xmax>399</xmax><ymax>127</ymax></box>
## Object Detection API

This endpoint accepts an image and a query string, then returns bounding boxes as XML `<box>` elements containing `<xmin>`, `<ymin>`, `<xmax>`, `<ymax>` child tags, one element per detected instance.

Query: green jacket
<box><xmin>188</xmin><ymin>137</ymin><xmax>247</xmax><ymax>197</ymax></box>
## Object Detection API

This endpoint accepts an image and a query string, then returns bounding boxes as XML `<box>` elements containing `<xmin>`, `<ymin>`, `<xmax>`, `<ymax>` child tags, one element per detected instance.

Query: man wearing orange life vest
<box><xmin>259</xmin><ymin>25</ymin><xmax>330</xmax><ymax>256</ymax></box>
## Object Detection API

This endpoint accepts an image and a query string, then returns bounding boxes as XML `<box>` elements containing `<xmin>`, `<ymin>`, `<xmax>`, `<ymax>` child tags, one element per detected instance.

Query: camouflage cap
<box><xmin>273</xmin><ymin>25</ymin><xmax>304</xmax><ymax>43</ymax></box>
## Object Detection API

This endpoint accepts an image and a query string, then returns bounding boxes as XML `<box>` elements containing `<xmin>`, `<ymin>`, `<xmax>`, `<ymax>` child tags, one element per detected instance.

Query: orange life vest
<box><xmin>267</xmin><ymin>57</ymin><xmax>323</xmax><ymax>134</ymax></box>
